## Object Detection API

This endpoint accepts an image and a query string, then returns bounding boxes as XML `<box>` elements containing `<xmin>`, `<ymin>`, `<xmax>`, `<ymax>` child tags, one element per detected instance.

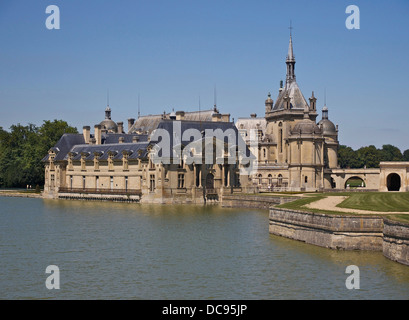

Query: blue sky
<box><xmin>0</xmin><ymin>0</ymin><xmax>408</xmax><ymax>151</ymax></box>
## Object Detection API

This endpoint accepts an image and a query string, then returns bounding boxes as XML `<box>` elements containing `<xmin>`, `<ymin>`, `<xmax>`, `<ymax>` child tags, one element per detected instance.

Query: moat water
<box><xmin>1</xmin><ymin>197</ymin><xmax>409</xmax><ymax>300</ymax></box>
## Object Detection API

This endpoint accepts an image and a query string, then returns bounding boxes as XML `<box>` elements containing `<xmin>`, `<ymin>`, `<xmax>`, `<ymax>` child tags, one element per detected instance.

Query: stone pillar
<box><xmin>199</xmin><ymin>167</ymin><xmax>202</xmax><ymax>187</ymax></box>
<box><xmin>128</xmin><ymin>118</ymin><xmax>135</xmax><ymax>132</ymax></box>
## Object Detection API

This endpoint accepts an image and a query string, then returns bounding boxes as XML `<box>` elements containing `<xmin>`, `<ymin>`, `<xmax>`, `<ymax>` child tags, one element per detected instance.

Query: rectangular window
<box><xmin>178</xmin><ymin>174</ymin><xmax>185</xmax><ymax>189</ymax></box>
<box><xmin>96</xmin><ymin>176</ymin><xmax>99</xmax><ymax>190</ymax></box>
<box><xmin>280</xmin><ymin>129</ymin><xmax>283</xmax><ymax>153</ymax></box>
<box><xmin>125</xmin><ymin>176</ymin><xmax>128</xmax><ymax>191</ymax></box>
<box><xmin>82</xmin><ymin>176</ymin><xmax>86</xmax><ymax>189</ymax></box>
<box><xmin>51</xmin><ymin>174</ymin><xmax>55</xmax><ymax>188</ymax></box>
<box><xmin>150</xmin><ymin>174</ymin><xmax>155</xmax><ymax>192</ymax></box>
<box><xmin>110</xmin><ymin>176</ymin><xmax>114</xmax><ymax>190</ymax></box>
<box><xmin>70</xmin><ymin>176</ymin><xmax>73</xmax><ymax>189</ymax></box>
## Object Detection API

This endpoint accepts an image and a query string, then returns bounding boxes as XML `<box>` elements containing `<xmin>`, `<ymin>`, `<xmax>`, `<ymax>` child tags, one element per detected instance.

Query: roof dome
<box><xmin>318</xmin><ymin>118</ymin><xmax>337</xmax><ymax>135</ymax></box>
<box><xmin>100</xmin><ymin>119</ymin><xmax>118</xmax><ymax>132</ymax></box>
<box><xmin>291</xmin><ymin>119</ymin><xmax>321</xmax><ymax>135</ymax></box>
<box><xmin>318</xmin><ymin>106</ymin><xmax>337</xmax><ymax>135</ymax></box>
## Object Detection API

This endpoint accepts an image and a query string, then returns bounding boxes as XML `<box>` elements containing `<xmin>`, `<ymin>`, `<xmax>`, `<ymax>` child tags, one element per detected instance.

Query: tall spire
<box><xmin>138</xmin><ymin>94</ymin><xmax>141</xmax><ymax>119</ymax></box>
<box><xmin>322</xmin><ymin>89</ymin><xmax>328</xmax><ymax>120</ymax></box>
<box><xmin>105</xmin><ymin>89</ymin><xmax>111</xmax><ymax>119</ymax></box>
<box><xmin>213</xmin><ymin>85</ymin><xmax>217</xmax><ymax>111</ymax></box>
<box><xmin>286</xmin><ymin>22</ymin><xmax>296</xmax><ymax>84</ymax></box>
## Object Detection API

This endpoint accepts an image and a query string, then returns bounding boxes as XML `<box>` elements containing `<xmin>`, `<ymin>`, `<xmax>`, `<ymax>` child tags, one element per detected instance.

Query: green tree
<box><xmin>380</xmin><ymin>144</ymin><xmax>403</xmax><ymax>162</ymax></box>
<box><xmin>338</xmin><ymin>145</ymin><xmax>357</xmax><ymax>168</ymax></box>
<box><xmin>356</xmin><ymin>145</ymin><xmax>381</xmax><ymax>168</ymax></box>
<box><xmin>403</xmin><ymin>149</ymin><xmax>409</xmax><ymax>161</ymax></box>
<box><xmin>0</xmin><ymin>120</ymin><xmax>77</xmax><ymax>188</ymax></box>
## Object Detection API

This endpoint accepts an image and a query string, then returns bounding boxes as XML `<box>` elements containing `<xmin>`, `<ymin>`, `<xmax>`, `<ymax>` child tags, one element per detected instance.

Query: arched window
<box><xmin>278</xmin><ymin>174</ymin><xmax>283</xmax><ymax>186</ymax></box>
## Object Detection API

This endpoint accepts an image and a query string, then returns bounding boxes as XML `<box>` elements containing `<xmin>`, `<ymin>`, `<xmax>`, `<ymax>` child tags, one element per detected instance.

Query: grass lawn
<box><xmin>337</xmin><ymin>192</ymin><xmax>409</xmax><ymax>212</ymax></box>
<box><xmin>276</xmin><ymin>192</ymin><xmax>409</xmax><ymax>224</ymax></box>
<box><xmin>276</xmin><ymin>194</ymin><xmax>339</xmax><ymax>215</ymax></box>
<box><xmin>385</xmin><ymin>214</ymin><xmax>409</xmax><ymax>224</ymax></box>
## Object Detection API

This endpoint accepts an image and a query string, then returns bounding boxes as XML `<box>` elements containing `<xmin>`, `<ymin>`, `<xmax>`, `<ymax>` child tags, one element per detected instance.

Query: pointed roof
<box><xmin>287</xmin><ymin>35</ymin><xmax>295</xmax><ymax>62</ymax></box>
<box><xmin>272</xmin><ymin>34</ymin><xmax>308</xmax><ymax>111</ymax></box>
<box><xmin>273</xmin><ymin>80</ymin><xmax>308</xmax><ymax>111</ymax></box>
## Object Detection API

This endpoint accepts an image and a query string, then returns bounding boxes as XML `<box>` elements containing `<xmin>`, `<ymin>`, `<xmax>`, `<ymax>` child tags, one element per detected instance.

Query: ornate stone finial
<box><xmin>309</xmin><ymin>91</ymin><xmax>317</xmax><ymax>111</ymax></box>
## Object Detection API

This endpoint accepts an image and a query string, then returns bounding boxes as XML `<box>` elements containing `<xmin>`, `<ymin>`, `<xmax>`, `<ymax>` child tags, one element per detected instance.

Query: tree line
<box><xmin>0</xmin><ymin>120</ymin><xmax>78</xmax><ymax>189</ymax></box>
<box><xmin>338</xmin><ymin>144</ymin><xmax>409</xmax><ymax>169</ymax></box>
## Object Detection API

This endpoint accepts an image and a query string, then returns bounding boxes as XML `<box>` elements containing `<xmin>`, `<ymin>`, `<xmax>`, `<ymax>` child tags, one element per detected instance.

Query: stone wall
<box><xmin>383</xmin><ymin>219</ymin><xmax>409</xmax><ymax>266</ymax></box>
<box><xmin>269</xmin><ymin>208</ymin><xmax>384</xmax><ymax>251</ymax></box>
<box><xmin>269</xmin><ymin>208</ymin><xmax>409</xmax><ymax>266</ymax></box>
<box><xmin>221</xmin><ymin>195</ymin><xmax>299</xmax><ymax>210</ymax></box>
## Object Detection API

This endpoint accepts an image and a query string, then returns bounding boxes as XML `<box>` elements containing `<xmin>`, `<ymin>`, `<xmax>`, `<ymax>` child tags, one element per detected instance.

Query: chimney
<box><xmin>117</xmin><ymin>121</ymin><xmax>124</xmax><ymax>134</ymax></box>
<box><xmin>176</xmin><ymin>111</ymin><xmax>185</xmax><ymax>121</ymax></box>
<box><xmin>83</xmin><ymin>126</ymin><xmax>90</xmax><ymax>144</ymax></box>
<box><xmin>212</xmin><ymin>113</ymin><xmax>221</xmax><ymax>122</ymax></box>
<box><xmin>265</xmin><ymin>92</ymin><xmax>273</xmax><ymax>113</ymax></box>
<box><xmin>221</xmin><ymin>114</ymin><xmax>230</xmax><ymax>122</ymax></box>
<box><xmin>250</xmin><ymin>113</ymin><xmax>257</xmax><ymax>118</ymax></box>
<box><xmin>94</xmin><ymin>125</ymin><xmax>102</xmax><ymax>145</ymax></box>
<box><xmin>128</xmin><ymin>118</ymin><xmax>135</xmax><ymax>132</ymax></box>
<box><xmin>119</xmin><ymin>137</ymin><xmax>125</xmax><ymax>144</ymax></box>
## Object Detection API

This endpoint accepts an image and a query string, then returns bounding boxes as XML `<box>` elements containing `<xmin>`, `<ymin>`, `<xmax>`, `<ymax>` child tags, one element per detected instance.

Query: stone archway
<box><xmin>387</xmin><ymin>173</ymin><xmax>401</xmax><ymax>191</ymax></box>
<box><xmin>345</xmin><ymin>176</ymin><xmax>366</xmax><ymax>189</ymax></box>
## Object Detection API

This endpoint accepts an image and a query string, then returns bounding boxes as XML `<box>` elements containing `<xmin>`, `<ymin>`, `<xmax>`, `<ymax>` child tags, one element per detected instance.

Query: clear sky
<box><xmin>0</xmin><ymin>0</ymin><xmax>408</xmax><ymax>151</ymax></box>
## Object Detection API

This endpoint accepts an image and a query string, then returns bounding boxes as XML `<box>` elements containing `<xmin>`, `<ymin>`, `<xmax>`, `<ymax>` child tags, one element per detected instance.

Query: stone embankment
<box><xmin>382</xmin><ymin>218</ymin><xmax>409</xmax><ymax>266</ymax></box>
<box><xmin>0</xmin><ymin>191</ymin><xmax>42</xmax><ymax>198</ymax></box>
<box><xmin>269</xmin><ymin>208</ymin><xmax>409</xmax><ymax>266</ymax></box>
<box><xmin>221</xmin><ymin>194</ymin><xmax>300</xmax><ymax>209</ymax></box>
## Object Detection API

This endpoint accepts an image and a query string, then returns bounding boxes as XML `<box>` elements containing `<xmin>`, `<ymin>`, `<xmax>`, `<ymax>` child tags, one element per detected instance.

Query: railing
<box><xmin>254</xmin><ymin>160</ymin><xmax>288</xmax><ymax>167</ymax></box>
<box><xmin>58</xmin><ymin>187</ymin><xmax>142</xmax><ymax>196</ymax></box>
<box><xmin>205</xmin><ymin>188</ymin><xmax>218</xmax><ymax>195</ymax></box>
<box><xmin>259</xmin><ymin>186</ymin><xmax>289</xmax><ymax>192</ymax></box>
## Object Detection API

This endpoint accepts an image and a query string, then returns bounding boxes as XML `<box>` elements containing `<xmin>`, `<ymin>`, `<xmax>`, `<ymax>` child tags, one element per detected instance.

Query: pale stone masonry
<box><xmin>236</xmin><ymin>35</ymin><xmax>409</xmax><ymax>192</ymax></box>
<box><xmin>269</xmin><ymin>208</ymin><xmax>409</xmax><ymax>266</ymax></box>
<box><xmin>43</xmin><ymin>33</ymin><xmax>409</xmax><ymax>200</ymax></box>
<box><xmin>42</xmin><ymin>107</ymin><xmax>254</xmax><ymax>204</ymax></box>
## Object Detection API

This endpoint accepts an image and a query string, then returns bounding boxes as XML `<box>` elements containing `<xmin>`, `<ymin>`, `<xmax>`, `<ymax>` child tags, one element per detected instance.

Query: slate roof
<box><xmin>128</xmin><ymin>109</ymin><xmax>216</xmax><ymax>134</ymax></box>
<box><xmin>42</xmin><ymin>133</ymin><xmax>148</xmax><ymax>162</ymax></box>
<box><xmin>68</xmin><ymin>142</ymin><xmax>150</xmax><ymax>161</ymax></box>
<box><xmin>42</xmin><ymin>134</ymin><xmax>85</xmax><ymax>162</ymax></box>
<box><xmin>273</xmin><ymin>80</ymin><xmax>309</xmax><ymax>111</ymax></box>
<box><xmin>43</xmin><ymin>118</ymin><xmax>251</xmax><ymax>163</ymax></box>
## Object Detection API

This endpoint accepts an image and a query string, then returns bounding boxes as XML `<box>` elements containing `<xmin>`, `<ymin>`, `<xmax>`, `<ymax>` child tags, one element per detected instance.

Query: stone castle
<box><xmin>42</xmin><ymin>34</ymin><xmax>409</xmax><ymax>203</ymax></box>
